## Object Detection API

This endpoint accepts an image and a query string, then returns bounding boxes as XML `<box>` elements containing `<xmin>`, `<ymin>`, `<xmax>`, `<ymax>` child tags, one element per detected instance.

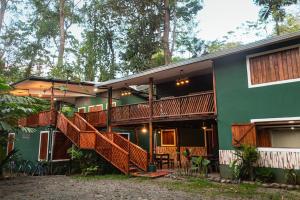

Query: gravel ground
<box><xmin>0</xmin><ymin>176</ymin><xmax>209</xmax><ymax>200</ymax></box>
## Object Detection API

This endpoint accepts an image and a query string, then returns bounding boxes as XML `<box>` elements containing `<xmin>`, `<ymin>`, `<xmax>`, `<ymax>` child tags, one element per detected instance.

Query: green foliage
<box><xmin>0</xmin><ymin>149</ymin><xmax>18</xmax><ymax>178</ymax></box>
<box><xmin>67</xmin><ymin>146</ymin><xmax>104</xmax><ymax>175</ymax></box>
<box><xmin>253</xmin><ymin>0</ymin><xmax>298</xmax><ymax>35</ymax></box>
<box><xmin>255</xmin><ymin>168</ymin><xmax>275</xmax><ymax>183</ymax></box>
<box><xmin>285</xmin><ymin>169</ymin><xmax>297</xmax><ymax>185</ymax></box>
<box><xmin>230</xmin><ymin>145</ymin><xmax>259</xmax><ymax>181</ymax></box>
<box><xmin>192</xmin><ymin>156</ymin><xmax>210</xmax><ymax>176</ymax></box>
<box><xmin>0</xmin><ymin>78</ymin><xmax>49</xmax><ymax>131</ymax></box>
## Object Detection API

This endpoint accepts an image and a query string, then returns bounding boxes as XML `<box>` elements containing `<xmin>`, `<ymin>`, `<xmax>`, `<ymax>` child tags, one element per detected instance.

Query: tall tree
<box><xmin>163</xmin><ymin>0</ymin><xmax>171</xmax><ymax>64</ymax></box>
<box><xmin>0</xmin><ymin>0</ymin><xmax>8</xmax><ymax>33</ymax></box>
<box><xmin>57</xmin><ymin>0</ymin><xmax>65</xmax><ymax>68</ymax></box>
<box><xmin>254</xmin><ymin>0</ymin><xmax>298</xmax><ymax>35</ymax></box>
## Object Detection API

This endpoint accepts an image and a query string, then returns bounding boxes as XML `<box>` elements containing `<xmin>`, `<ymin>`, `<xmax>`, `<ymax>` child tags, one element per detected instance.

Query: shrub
<box><xmin>230</xmin><ymin>145</ymin><xmax>259</xmax><ymax>181</ymax></box>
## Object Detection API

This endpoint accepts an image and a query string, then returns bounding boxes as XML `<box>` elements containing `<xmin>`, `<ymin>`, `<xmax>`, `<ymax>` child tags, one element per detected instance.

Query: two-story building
<box><xmin>8</xmin><ymin>31</ymin><xmax>300</xmax><ymax>182</ymax></box>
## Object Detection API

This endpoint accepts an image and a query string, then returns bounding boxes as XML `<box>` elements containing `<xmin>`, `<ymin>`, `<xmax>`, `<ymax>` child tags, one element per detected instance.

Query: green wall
<box><xmin>214</xmin><ymin>39</ymin><xmax>300</xmax><ymax>150</ymax></box>
<box><xmin>14</xmin><ymin>127</ymin><xmax>51</xmax><ymax>163</ymax></box>
<box><xmin>75</xmin><ymin>90</ymin><xmax>146</xmax><ymax>111</ymax></box>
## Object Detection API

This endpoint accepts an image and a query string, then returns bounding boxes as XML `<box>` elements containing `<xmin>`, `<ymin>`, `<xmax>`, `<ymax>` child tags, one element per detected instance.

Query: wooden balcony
<box><xmin>111</xmin><ymin>91</ymin><xmax>215</xmax><ymax>125</ymax></box>
<box><xmin>18</xmin><ymin>110</ymin><xmax>57</xmax><ymax>127</ymax></box>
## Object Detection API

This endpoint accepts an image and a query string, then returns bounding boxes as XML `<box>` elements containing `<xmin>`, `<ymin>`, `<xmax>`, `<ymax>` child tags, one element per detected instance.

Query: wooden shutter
<box><xmin>249</xmin><ymin>47</ymin><xmax>300</xmax><ymax>85</ymax></box>
<box><xmin>231</xmin><ymin>123</ymin><xmax>257</xmax><ymax>147</ymax></box>
<box><xmin>161</xmin><ymin>129</ymin><xmax>176</xmax><ymax>146</ymax></box>
<box><xmin>39</xmin><ymin>132</ymin><xmax>49</xmax><ymax>161</ymax></box>
<box><xmin>7</xmin><ymin>133</ymin><xmax>15</xmax><ymax>155</ymax></box>
<box><xmin>52</xmin><ymin>132</ymin><xmax>72</xmax><ymax>160</ymax></box>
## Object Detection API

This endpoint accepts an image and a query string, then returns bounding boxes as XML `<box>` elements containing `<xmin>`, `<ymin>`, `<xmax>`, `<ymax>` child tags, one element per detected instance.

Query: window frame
<box><xmin>246</xmin><ymin>44</ymin><xmax>300</xmax><ymax>88</ymax></box>
<box><xmin>161</xmin><ymin>129</ymin><xmax>176</xmax><ymax>147</ymax></box>
<box><xmin>251</xmin><ymin>117</ymin><xmax>300</xmax><ymax>150</ymax></box>
<box><xmin>38</xmin><ymin>131</ymin><xmax>49</xmax><ymax>161</ymax></box>
<box><xmin>7</xmin><ymin>133</ymin><xmax>15</xmax><ymax>155</ymax></box>
<box><xmin>77</xmin><ymin>107</ymin><xmax>86</xmax><ymax>113</ymax></box>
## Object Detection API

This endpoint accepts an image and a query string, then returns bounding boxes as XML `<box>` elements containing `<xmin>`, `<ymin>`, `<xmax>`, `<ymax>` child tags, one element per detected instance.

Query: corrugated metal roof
<box><xmin>97</xmin><ymin>31</ymin><xmax>300</xmax><ymax>87</ymax></box>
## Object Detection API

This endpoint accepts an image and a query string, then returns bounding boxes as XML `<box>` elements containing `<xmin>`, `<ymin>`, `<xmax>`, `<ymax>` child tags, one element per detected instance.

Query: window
<box><xmin>7</xmin><ymin>133</ymin><xmax>15</xmax><ymax>155</ymax></box>
<box><xmin>232</xmin><ymin>118</ymin><xmax>300</xmax><ymax>149</ymax></box>
<box><xmin>38</xmin><ymin>131</ymin><xmax>49</xmax><ymax>161</ymax></box>
<box><xmin>78</xmin><ymin>107</ymin><xmax>86</xmax><ymax>113</ymax></box>
<box><xmin>118</xmin><ymin>132</ymin><xmax>130</xmax><ymax>140</ymax></box>
<box><xmin>257</xmin><ymin>127</ymin><xmax>300</xmax><ymax>148</ymax></box>
<box><xmin>105</xmin><ymin>102</ymin><xmax>117</xmax><ymax>110</ymax></box>
<box><xmin>89</xmin><ymin>104</ymin><xmax>103</xmax><ymax>112</ymax></box>
<box><xmin>247</xmin><ymin>45</ymin><xmax>300</xmax><ymax>87</ymax></box>
<box><xmin>161</xmin><ymin>129</ymin><xmax>176</xmax><ymax>146</ymax></box>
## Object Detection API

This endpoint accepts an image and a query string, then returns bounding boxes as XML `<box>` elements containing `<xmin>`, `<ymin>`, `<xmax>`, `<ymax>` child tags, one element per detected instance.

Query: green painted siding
<box><xmin>75</xmin><ymin>90</ymin><xmax>146</xmax><ymax>111</ymax></box>
<box><xmin>14</xmin><ymin>127</ymin><xmax>51</xmax><ymax>163</ymax></box>
<box><xmin>214</xmin><ymin>39</ymin><xmax>300</xmax><ymax>150</ymax></box>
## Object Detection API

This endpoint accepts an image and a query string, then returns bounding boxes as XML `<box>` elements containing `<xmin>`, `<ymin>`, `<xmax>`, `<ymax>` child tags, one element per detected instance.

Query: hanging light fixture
<box><xmin>93</xmin><ymin>87</ymin><xmax>98</xmax><ymax>92</ymax></box>
<box><xmin>121</xmin><ymin>90</ymin><xmax>132</xmax><ymax>96</ymax></box>
<box><xmin>176</xmin><ymin>69</ymin><xmax>190</xmax><ymax>86</ymax></box>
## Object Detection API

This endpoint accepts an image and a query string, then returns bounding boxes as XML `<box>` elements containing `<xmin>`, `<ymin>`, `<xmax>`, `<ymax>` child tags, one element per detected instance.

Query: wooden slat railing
<box><xmin>154</xmin><ymin>91</ymin><xmax>215</xmax><ymax>117</ymax></box>
<box><xmin>111</xmin><ymin>91</ymin><xmax>214</xmax><ymax>123</ymax></box>
<box><xmin>57</xmin><ymin>113</ymin><xmax>80</xmax><ymax>145</ymax></box>
<box><xmin>111</xmin><ymin>103</ymin><xmax>149</xmax><ymax>122</ymax></box>
<box><xmin>80</xmin><ymin>111</ymin><xmax>107</xmax><ymax>127</ymax></box>
<box><xmin>19</xmin><ymin>110</ymin><xmax>56</xmax><ymax>127</ymax></box>
<box><xmin>104</xmin><ymin>133</ymin><xmax>148</xmax><ymax>171</ymax></box>
<box><xmin>57</xmin><ymin>112</ymin><xmax>129</xmax><ymax>174</ymax></box>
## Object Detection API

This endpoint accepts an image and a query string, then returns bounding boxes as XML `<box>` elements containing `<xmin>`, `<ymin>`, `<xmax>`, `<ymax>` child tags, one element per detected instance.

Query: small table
<box><xmin>154</xmin><ymin>153</ymin><xmax>173</xmax><ymax>169</ymax></box>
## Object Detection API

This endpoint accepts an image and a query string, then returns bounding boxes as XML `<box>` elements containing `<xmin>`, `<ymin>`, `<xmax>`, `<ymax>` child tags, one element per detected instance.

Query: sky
<box><xmin>198</xmin><ymin>0</ymin><xmax>260</xmax><ymax>43</ymax></box>
<box><xmin>197</xmin><ymin>0</ymin><xmax>299</xmax><ymax>43</ymax></box>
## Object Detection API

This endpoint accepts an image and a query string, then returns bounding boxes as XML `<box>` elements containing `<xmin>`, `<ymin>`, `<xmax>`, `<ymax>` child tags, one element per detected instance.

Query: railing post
<box><xmin>107</xmin><ymin>87</ymin><xmax>113</xmax><ymax>132</ymax></box>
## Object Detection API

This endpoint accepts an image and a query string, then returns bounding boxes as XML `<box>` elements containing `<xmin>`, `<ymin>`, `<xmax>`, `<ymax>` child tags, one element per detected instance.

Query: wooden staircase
<box><xmin>56</xmin><ymin>112</ymin><xmax>148</xmax><ymax>174</ymax></box>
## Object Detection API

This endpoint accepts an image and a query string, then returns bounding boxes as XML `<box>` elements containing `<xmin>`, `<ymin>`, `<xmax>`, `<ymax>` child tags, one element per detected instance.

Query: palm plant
<box><xmin>253</xmin><ymin>0</ymin><xmax>298</xmax><ymax>35</ymax></box>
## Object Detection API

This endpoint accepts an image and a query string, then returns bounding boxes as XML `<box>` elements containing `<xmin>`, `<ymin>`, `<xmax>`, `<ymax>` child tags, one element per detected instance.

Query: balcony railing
<box><xmin>18</xmin><ymin>110</ymin><xmax>57</xmax><ymax>127</ymax></box>
<box><xmin>111</xmin><ymin>91</ymin><xmax>215</xmax><ymax>123</ymax></box>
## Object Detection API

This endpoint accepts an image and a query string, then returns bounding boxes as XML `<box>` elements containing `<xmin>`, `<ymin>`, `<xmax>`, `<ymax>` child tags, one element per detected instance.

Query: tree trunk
<box><xmin>170</xmin><ymin>0</ymin><xmax>177</xmax><ymax>58</ymax></box>
<box><xmin>0</xmin><ymin>0</ymin><xmax>7</xmax><ymax>33</ymax></box>
<box><xmin>57</xmin><ymin>0</ymin><xmax>65</xmax><ymax>67</ymax></box>
<box><xmin>163</xmin><ymin>0</ymin><xmax>171</xmax><ymax>65</ymax></box>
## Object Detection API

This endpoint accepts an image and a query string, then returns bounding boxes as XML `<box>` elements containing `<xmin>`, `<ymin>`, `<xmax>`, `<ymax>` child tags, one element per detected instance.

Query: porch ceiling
<box><xmin>99</xmin><ymin>60</ymin><xmax>213</xmax><ymax>89</ymax></box>
<box><xmin>10</xmin><ymin>77</ymin><xmax>105</xmax><ymax>99</ymax></box>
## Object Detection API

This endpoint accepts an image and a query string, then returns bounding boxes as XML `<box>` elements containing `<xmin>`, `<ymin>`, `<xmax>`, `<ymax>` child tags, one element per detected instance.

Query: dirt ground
<box><xmin>0</xmin><ymin>175</ymin><xmax>300</xmax><ymax>200</ymax></box>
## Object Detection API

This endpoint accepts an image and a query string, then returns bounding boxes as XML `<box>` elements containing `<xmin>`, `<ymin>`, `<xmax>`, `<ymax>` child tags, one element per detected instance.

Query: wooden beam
<box><xmin>107</xmin><ymin>87</ymin><xmax>113</xmax><ymax>132</ymax></box>
<box><xmin>149</xmin><ymin>77</ymin><xmax>154</xmax><ymax>163</ymax></box>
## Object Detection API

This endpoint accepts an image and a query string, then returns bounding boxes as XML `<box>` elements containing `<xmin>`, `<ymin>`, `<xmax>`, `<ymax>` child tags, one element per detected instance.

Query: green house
<box><xmin>8</xmin><ymin>31</ymin><xmax>300</xmax><ymax>182</ymax></box>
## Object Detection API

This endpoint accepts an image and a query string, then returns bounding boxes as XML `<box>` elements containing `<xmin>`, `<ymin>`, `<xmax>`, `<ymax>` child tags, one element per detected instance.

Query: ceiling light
<box><xmin>54</xmin><ymin>98</ymin><xmax>57</xmax><ymax>101</ymax></box>
<box><xmin>291</xmin><ymin>127</ymin><xmax>295</xmax><ymax>130</ymax></box>
<box><xmin>38</xmin><ymin>94</ymin><xmax>42</xmax><ymax>97</ymax></box>
<box><xmin>289</xmin><ymin>121</ymin><xmax>295</xmax><ymax>124</ymax></box>
<box><xmin>93</xmin><ymin>88</ymin><xmax>98</xmax><ymax>92</ymax></box>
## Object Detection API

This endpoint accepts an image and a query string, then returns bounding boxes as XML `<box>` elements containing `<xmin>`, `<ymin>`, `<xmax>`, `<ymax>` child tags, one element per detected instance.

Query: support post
<box><xmin>212</xmin><ymin>62</ymin><xmax>217</xmax><ymax>115</ymax></box>
<box><xmin>50</xmin><ymin>82</ymin><xmax>54</xmax><ymax>125</ymax></box>
<box><xmin>107</xmin><ymin>87</ymin><xmax>113</xmax><ymax>132</ymax></box>
<box><xmin>149</xmin><ymin>78</ymin><xmax>154</xmax><ymax>163</ymax></box>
